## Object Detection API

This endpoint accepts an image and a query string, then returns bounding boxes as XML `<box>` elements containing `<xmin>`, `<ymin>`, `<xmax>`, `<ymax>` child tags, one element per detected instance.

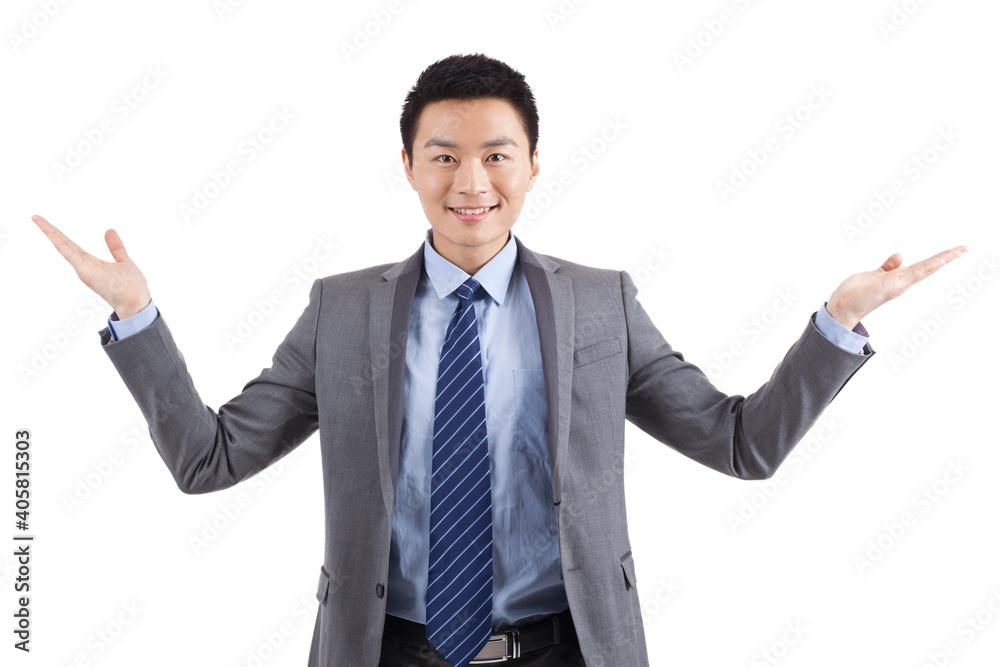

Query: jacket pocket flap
<box><xmin>574</xmin><ymin>338</ymin><xmax>622</xmax><ymax>368</ymax></box>
<box><xmin>316</xmin><ymin>565</ymin><xmax>330</xmax><ymax>604</ymax></box>
<box><xmin>620</xmin><ymin>550</ymin><xmax>637</xmax><ymax>591</ymax></box>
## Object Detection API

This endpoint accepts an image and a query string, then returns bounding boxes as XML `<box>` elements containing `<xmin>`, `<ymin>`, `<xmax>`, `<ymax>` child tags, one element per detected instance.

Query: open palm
<box><xmin>32</xmin><ymin>215</ymin><xmax>151</xmax><ymax>320</ymax></box>
<box><xmin>827</xmin><ymin>245</ymin><xmax>968</xmax><ymax>329</ymax></box>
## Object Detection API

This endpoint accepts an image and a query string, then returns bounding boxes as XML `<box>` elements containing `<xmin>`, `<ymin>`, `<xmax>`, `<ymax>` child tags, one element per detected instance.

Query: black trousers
<box><xmin>377</xmin><ymin>613</ymin><xmax>586</xmax><ymax>666</ymax></box>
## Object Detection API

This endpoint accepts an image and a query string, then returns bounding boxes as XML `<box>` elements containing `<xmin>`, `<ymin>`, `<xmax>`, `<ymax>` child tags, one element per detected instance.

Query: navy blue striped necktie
<box><xmin>426</xmin><ymin>276</ymin><xmax>494</xmax><ymax>666</ymax></box>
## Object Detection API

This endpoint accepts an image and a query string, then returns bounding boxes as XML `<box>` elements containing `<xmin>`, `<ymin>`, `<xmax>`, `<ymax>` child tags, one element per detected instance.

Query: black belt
<box><xmin>383</xmin><ymin>607</ymin><xmax>576</xmax><ymax>663</ymax></box>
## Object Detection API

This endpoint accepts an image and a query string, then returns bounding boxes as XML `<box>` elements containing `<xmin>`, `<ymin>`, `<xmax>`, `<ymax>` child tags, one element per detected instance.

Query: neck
<box><xmin>432</xmin><ymin>230</ymin><xmax>510</xmax><ymax>275</ymax></box>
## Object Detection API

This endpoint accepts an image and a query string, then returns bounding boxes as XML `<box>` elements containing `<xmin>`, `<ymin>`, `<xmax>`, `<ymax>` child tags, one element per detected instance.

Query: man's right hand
<box><xmin>32</xmin><ymin>215</ymin><xmax>152</xmax><ymax>320</ymax></box>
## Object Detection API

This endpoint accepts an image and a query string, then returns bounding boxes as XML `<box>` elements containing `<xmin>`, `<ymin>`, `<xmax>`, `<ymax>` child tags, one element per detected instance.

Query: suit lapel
<box><xmin>370</xmin><ymin>244</ymin><xmax>423</xmax><ymax>520</ymax></box>
<box><xmin>516</xmin><ymin>236</ymin><xmax>573</xmax><ymax>505</ymax></box>
<box><xmin>370</xmin><ymin>235</ymin><xmax>573</xmax><ymax>520</ymax></box>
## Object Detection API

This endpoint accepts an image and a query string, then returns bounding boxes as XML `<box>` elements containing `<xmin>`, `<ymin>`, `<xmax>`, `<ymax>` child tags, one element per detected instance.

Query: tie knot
<box><xmin>454</xmin><ymin>277</ymin><xmax>481</xmax><ymax>301</ymax></box>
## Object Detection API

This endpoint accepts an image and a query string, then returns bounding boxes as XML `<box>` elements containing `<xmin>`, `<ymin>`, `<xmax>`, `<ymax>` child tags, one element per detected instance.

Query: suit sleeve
<box><xmin>620</xmin><ymin>271</ymin><xmax>873</xmax><ymax>480</ymax></box>
<box><xmin>99</xmin><ymin>279</ymin><xmax>322</xmax><ymax>494</ymax></box>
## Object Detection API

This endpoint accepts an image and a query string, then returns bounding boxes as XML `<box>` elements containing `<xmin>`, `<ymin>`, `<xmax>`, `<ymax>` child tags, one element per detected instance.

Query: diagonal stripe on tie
<box><xmin>427</xmin><ymin>276</ymin><xmax>494</xmax><ymax>667</ymax></box>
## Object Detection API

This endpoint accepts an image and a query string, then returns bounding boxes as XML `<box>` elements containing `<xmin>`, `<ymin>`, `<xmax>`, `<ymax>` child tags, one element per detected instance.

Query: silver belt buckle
<box><xmin>471</xmin><ymin>627</ymin><xmax>519</xmax><ymax>663</ymax></box>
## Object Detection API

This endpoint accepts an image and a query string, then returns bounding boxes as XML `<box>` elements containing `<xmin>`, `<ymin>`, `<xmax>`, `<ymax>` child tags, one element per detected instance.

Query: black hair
<box><xmin>400</xmin><ymin>53</ymin><xmax>539</xmax><ymax>166</ymax></box>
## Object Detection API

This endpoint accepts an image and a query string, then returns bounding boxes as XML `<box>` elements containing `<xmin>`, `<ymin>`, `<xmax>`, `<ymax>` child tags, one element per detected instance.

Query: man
<box><xmin>33</xmin><ymin>53</ymin><xmax>966</xmax><ymax>666</ymax></box>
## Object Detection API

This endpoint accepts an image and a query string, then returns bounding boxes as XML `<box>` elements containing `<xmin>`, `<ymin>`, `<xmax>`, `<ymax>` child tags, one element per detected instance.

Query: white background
<box><xmin>2</xmin><ymin>1</ymin><xmax>998</xmax><ymax>665</ymax></box>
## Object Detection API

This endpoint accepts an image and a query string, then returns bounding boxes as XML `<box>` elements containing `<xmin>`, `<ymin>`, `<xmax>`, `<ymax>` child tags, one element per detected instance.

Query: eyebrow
<box><xmin>422</xmin><ymin>136</ymin><xmax>519</xmax><ymax>150</ymax></box>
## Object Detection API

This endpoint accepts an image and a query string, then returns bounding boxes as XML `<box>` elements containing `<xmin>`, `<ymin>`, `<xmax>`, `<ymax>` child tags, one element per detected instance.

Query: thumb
<box><xmin>105</xmin><ymin>229</ymin><xmax>130</xmax><ymax>263</ymax></box>
<box><xmin>879</xmin><ymin>253</ymin><xmax>902</xmax><ymax>272</ymax></box>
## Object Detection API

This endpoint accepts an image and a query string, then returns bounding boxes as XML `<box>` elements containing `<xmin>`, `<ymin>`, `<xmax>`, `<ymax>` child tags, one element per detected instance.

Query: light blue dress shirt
<box><xmin>104</xmin><ymin>231</ymin><xmax>870</xmax><ymax>631</ymax></box>
<box><xmin>386</xmin><ymin>230</ymin><xmax>567</xmax><ymax>630</ymax></box>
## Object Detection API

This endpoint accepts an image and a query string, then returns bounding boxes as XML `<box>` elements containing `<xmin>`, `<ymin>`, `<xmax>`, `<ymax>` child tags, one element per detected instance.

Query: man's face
<box><xmin>403</xmin><ymin>97</ymin><xmax>539</xmax><ymax>264</ymax></box>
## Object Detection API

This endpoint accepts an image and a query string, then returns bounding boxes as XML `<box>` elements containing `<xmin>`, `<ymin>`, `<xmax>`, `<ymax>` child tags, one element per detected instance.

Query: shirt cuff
<box><xmin>107</xmin><ymin>300</ymin><xmax>158</xmax><ymax>342</ymax></box>
<box><xmin>814</xmin><ymin>302</ymin><xmax>870</xmax><ymax>354</ymax></box>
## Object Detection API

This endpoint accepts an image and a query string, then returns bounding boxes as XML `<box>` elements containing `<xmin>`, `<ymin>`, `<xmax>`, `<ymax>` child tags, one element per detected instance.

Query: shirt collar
<box><xmin>422</xmin><ymin>228</ymin><xmax>518</xmax><ymax>306</ymax></box>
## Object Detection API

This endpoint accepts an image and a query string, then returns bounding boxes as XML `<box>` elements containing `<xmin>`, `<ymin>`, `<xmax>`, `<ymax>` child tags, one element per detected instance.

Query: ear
<box><xmin>525</xmin><ymin>150</ymin><xmax>540</xmax><ymax>192</ymax></box>
<box><xmin>401</xmin><ymin>148</ymin><xmax>417</xmax><ymax>191</ymax></box>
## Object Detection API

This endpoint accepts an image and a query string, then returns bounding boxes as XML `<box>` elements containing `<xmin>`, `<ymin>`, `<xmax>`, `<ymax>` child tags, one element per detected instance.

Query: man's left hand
<box><xmin>826</xmin><ymin>245</ymin><xmax>969</xmax><ymax>329</ymax></box>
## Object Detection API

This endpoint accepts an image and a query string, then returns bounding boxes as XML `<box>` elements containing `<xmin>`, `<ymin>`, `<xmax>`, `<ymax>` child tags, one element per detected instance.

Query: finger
<box><xmin>912</xmin><ymin>245</ymin><xmax>967</xmax><ymax>275</ymax></box>
<box><xmin>933</xmin><ymin>244</ymin><xmax>970</xmax><ymax>263</ymax></box>
<box><xmin>105</xmin><ymin>229</ymin><xmax>130</xmax><ymax>263</ymax></box>
<box><xmin>879</xmin><ymin>253</ymin><xmax>903</xmax><ymax>272</ymax></box>
<box><xmin>31</xmin><ymin>214</ymin><xmax>90</xmax><ymax>270</ymax></box>
<box><xmin>895</xmin><ymin>245</ymin><xmax>968</xmax><ymax>288</ymax></box>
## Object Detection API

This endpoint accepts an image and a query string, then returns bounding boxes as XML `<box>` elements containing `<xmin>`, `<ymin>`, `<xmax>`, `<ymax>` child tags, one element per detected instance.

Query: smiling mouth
<box><xmin>449</xmin><ymin>205</ymin><xmax>498</xmax><ymax>215</ymax></box>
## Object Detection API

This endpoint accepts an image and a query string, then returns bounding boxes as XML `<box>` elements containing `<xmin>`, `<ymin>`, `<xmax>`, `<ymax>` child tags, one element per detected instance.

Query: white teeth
<box><xmin>453</xmin><ymin>206</ymin><xmax>492</xmax><ymax>215</ymax></box>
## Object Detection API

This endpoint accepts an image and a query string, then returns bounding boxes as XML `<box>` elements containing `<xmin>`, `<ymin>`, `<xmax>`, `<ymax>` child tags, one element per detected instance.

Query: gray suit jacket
<box><xmin>100</xmin><ymin>236</ymin><xmax>872</xmax><ymax>666</ymax></box>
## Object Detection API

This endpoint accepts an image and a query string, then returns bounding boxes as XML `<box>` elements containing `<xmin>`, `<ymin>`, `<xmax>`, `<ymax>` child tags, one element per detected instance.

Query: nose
<box><xmin>453</xmin><ymin>158</ymin><xmax>490</xmax><ymax>196</ymax></box>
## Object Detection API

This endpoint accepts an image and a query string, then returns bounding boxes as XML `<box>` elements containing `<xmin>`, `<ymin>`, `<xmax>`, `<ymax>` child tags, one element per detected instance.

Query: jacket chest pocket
<box><xmin>573</xmin><ymin>338</ymin><xmax>622</xmax><ymax>369</ymax></box>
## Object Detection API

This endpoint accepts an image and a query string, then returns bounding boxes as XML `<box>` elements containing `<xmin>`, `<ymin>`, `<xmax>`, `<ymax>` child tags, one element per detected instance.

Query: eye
<box><xmin>434</xmin><ymin>155</ymin><xmax>456</xmax><ymax>163</ymax></box>
<box><xmin>486</xmin><ymin>153</ymin><xmax>507</xmax><ymax>162</ymax></box>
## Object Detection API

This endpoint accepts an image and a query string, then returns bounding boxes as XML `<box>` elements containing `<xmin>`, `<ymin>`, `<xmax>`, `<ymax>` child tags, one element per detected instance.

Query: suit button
<box><xmin>376</xmin><ymin>583</ymin><xmax>385</xmax><ymax>598</ymax></box>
